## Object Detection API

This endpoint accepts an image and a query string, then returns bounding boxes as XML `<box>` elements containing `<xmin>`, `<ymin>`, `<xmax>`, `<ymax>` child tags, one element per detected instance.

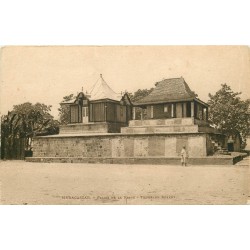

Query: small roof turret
<box><xmin>89</xmin><ymin>74</ymin><xmax>122</xmax><ymax>101</ymax></box>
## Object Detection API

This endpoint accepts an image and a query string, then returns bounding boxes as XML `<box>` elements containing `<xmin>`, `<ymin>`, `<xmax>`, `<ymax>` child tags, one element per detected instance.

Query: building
<box><xmin>60</xmin><ymin>74</ymin><xmax>133</xmax><ymax>133</ymax></box>
<box><xmin>132</xmin><ymin>77</ymin><xmax>208</xmax><ymax>121</ymax></box>
<box><xmin>27</xmin><ymin>75</ymin><xmax>243</xmax><ymax>165</ymax></box>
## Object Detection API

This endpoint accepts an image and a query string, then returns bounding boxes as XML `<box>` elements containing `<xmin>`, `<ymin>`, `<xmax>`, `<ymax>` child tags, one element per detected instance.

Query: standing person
<box><xmin>181</xmin><ymin>146</ymin><xmax>188</xmax><ymax>166</ymax></box>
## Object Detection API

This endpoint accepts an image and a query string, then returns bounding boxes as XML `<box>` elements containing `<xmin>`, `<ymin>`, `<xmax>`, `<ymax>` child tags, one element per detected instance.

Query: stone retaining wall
<box><xmin>32</xmin><ymin>133</ymin><xmax>207</xmax><ymax>158</ymax></box>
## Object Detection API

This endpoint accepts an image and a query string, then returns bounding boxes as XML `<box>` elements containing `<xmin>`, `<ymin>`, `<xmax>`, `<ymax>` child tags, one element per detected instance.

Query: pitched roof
<box><xmin>134</xmin><ymin>77</ymin><xmax>197</xmax><ymax>105</ymax></box>
<box><xmin>89</xmin><ymin>74</ymin><xmax>121</xmax><ymax>101</ymax></box>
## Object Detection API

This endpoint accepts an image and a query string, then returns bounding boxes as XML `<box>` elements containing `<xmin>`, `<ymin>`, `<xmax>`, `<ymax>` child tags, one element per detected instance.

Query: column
<box><xmin>150</xmin><ymin>105</ymin><xmax>154</xmax><ymax>119</ymax></box>
<box><xmin>171</xmin><ymin>104</ymin><xmax>174</xmax><ymax>118</ymax></box>
<box><xmin>104</xmin><ymin>103</ymin><xmax>107</xmax><ymax>122</ymax></box>
<box><xmin>183</xmin><ymin>102</ymin><xmax>187</xmax><ymax>117</ymax></box>
<box><xmin>191</xmin><ymin>102</ymin><xmax>194</xmax><ymax>117</ymax></box>
<box><xmin>133</xmin><ymin>107</ymin><xmax>136</xmax><ymax>120</ymax></box>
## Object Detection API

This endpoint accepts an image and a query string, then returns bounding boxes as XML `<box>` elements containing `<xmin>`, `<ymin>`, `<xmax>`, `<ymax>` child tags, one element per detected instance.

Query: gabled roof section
<box><xmin>89</xmin><ymin>74</ymin><xmax>122</xmax><ymax>101</ymax></box>
<box><xmin>134</xmin><ymin>77</ymin><xmax>198</xmax><ymax>105</ymax></box>
<box><xmin>120</xmin><ymin>93</ymin><xmax>133</xmax><ymax>105</ymax></box>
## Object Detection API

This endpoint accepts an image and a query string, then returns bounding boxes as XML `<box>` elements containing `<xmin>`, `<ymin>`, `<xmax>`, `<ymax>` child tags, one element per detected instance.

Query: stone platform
<box><xmin>59</xmin><ymin>122</ymin><xmax>127</xmax><ymax>134</ymax></box>
<box><xmin>26</xmin><ymin>153</ymin><xmax>247</xmax><ymax>165</ymax></box>
<box><xmin>29</xmin><ymin>118</ymin><xmax>228</xmax><ymax>164</ymax></box>
<box><xmin>121</xmin><ymin>118</ymin><xmax>219</xmax><ymax>134</ymax></box>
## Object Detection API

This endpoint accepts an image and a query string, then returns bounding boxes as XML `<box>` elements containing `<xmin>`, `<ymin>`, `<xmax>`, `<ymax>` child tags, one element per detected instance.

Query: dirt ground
<box><xmin>0</xmin><ymin>159</ymin><xmax>249</xmax><ymax>205</ymax></box>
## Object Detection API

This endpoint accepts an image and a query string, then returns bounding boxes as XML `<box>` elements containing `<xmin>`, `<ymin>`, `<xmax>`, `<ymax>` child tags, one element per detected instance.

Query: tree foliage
<box><xmin>1</xmin><ymin>102</ymin><xmax>59</xmax><ymax>159</ymax></box>
<box><xmin>128</xmin><ymin>88</ymin><xmax>154</xmax><ymax>102</ymax></box>
<box><xmin>208</xmin><ymin>84</ymin><xmax>250</xmax><ymax>148</ymax></box>
<box><xmin>127</xmin><ymin>88</ymin><xmax>154</xmax><ymax>119</ymax></box>
<box><xmin>12</xmin><ymin>102</ymin><xmax>57</xmax><ymax>135</ymax></box>
<box><xmin>58</xmin><ymin>94</ymin><xmax>75</xmax><ymax>125</ymax></box>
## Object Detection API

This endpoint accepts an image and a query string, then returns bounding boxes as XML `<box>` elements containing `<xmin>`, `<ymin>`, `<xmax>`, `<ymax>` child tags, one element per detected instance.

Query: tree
<box><xmin>1</xmin><ymin>102</ymin><xmax>59</xmax><ymax>159</ymax></box>
<box><xmin>12</xmin><ymin>102</ymin><xmax>59</xmax><ymax>136</ymax></box>
<box><xmin>58</xmin><ymin>94</ymin><xmax>75</xmax><ymax>124</ymax></box>
<box><xmin>128</xmin><ymin>88</ymin><xmax>154</xmax><ymax>102</ymax></box>
<box><xmin>1</xmin><ymin>112</ymin><xmax>24</xmax><ymax>159</ymax></box>
<box><xmin>208</xmin><ymin>84</ymin><xmax>250</xmax><ymax>148</ymax></box>
<box><xmin>127</xmin><ymin>88</ymin><xmax>154</xmax><ymax>119</ymax></box>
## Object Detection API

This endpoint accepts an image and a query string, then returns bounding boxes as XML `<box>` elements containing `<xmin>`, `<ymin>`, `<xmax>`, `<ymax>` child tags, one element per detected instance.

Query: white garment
<box><xmin>181</xmin><ymin>148</ymin><xmax>188</xmax><ymax>163</ymax></box>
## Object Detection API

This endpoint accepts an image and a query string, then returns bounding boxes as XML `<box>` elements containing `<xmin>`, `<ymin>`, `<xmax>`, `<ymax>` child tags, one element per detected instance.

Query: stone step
<box><xmin>25</xmin><ymin>156</ymin><xmax>239</xmax><ymax>165</ymax></box>
<box><xmin>121</xmin><ymin>125</ymin><xmax>199</xmax><ymax>134</ymax></box>
<box><xmin>215</xmin><ymin>150</ymin><xmax>231</xmax><ymax>155</ymax></box>
<box><xmin>129</xmin><ymin>118</ymin><xmax>196</xmax><ymax>127</ymax></box>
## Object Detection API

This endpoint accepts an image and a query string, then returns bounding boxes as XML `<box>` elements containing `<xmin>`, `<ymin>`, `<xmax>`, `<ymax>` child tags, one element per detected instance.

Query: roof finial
<box><xmin>82</xmin><ymin>86</ymin><xmax>83</xmax><ymax>92</ymax></box>
<box><xmin>100</xmin><ymin>73</ymin><xmax>103</xmax><ymax>78</ymax></box>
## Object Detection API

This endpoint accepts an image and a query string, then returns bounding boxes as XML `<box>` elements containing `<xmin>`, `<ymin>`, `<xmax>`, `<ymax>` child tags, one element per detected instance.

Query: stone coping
<box><xmin>60</xmin><ymin>122</ymin><xmax>126</xmax><ymax>127</ymax></box>
<box><xmin>129</xmin><ymin>117</ymin><xmax>209</xmax><ymax>126</ymax></box>
<box><xmin>35</xmin><ymin>132</ymin><xmax>208</xmax><ymax>138</ymax></box>
<box><xmin>122</xmin><ymin>124</ymin><xmax>198</xmax><ymax>128</ymax></box>
<box><xmin>61</xmin><ymin>122</ymin><xmax>97</xmax><ymax>126</ymax></box>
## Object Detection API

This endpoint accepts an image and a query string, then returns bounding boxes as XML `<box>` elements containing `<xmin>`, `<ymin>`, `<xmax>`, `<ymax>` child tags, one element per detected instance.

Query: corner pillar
<box><xmin>171</xmin><ymin>104</ymin><xmax>174</xmax><ymax>118</ymax></box>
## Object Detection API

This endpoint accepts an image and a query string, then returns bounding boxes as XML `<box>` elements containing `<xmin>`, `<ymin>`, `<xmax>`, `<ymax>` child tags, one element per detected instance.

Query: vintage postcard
<box><xmin>0</xmin><ymin>46</ymin><xmax>250</xmax><ymax>205</ymax></box>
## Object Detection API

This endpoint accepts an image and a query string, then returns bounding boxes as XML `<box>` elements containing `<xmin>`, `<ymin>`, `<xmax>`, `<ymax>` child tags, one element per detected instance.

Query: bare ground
<box><xmin>0</xmin><ymin>159</ymin><xmax>249</xmax><ymax>205</ymax></box>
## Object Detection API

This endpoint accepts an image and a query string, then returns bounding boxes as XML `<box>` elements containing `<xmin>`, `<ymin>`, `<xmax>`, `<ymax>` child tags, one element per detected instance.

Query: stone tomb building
<box><xmin>60</xmin><ymin>74</ymin><xmax>133</xmax><ymax>134</ymax></box>
<box><xmin>28</xmin><ymin>76</ymin><xmax>232</xmax><ymax>164</ymax></box>
<box><xmin>133</xmin><ymin>77</ymin><xmax>208</xmax><ymax>121</ymax></box>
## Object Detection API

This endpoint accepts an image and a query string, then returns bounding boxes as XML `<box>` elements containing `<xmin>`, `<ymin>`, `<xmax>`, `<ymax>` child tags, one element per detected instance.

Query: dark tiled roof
<box><xmin>134</xmin><ymin>77</ymin><xmax>197</xmax><ymax>105</ymax></box>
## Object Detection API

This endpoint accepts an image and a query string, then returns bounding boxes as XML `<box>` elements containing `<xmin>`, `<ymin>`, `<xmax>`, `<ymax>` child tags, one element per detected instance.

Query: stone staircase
<box><xmin>215</xmin><ymin>147</ymin><xmax>231</xmax><ymax>155</ymax></box>
<box><xmin>211</xmin><ymin>139</ymin><xmax>231</xmax><ymax>155</ymax></box>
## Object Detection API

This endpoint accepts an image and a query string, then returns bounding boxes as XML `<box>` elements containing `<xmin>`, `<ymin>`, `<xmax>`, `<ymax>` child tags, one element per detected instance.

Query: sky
<box><xmin>1</xmin><ymin>46</ymin><xmax>249</xmax><ymax>119</ymax></box>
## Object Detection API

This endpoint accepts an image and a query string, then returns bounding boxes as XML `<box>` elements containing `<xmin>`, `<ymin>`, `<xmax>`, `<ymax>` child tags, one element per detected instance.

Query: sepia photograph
<box><xmin>0</xmin><ymin>46</ymin><xmax>249</xmax><ymax>205</ymax></box>
<box><xmin>1</xmin><ymin>1</ymin><xmax>250</xmax><ymax>249</ymax></box>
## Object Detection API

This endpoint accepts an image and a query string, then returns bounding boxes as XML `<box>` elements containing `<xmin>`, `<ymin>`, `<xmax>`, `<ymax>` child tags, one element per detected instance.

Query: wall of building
<box><xmin>234</xmin><ymin>135</ymin><xmax>241</xmax><ymax>152</ymax></box>
<box><xmin>226</xmin><ymin>134</ymin><xmax>241</xmax><ymax>152</ymax></box>
<box><xmin>32</xmin><ymin>133</ymin><xmax>208</xmax><ymax>159</ymax></box>
<box><xmin>146</xmin><ymin>104</ymin><xmax>172</xmax><ymax>119</ymax></box>
<box><xmin>245</xmin><ymin>136</ymin><xmax>250</xmax><ymax>150</ymax></box>
<box><xmin>143</xmin><ymin>102</ymin><xmax>195</xmax><ymax>120</ymax></box>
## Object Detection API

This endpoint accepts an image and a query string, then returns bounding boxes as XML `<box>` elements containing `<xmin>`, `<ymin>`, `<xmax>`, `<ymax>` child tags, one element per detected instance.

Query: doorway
<box><xmin>228</xmin><ymin>143</ymin><xmax>234</xmax><ymax>152</ymax></box>
<box><xmin>82</xmin><ymin>107</ymin><xmax>89</xmax><ymax>123</ymax></box>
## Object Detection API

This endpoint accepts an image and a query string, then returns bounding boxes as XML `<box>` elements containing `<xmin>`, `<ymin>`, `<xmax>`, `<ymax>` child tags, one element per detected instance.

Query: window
<box><xmin>164</xmin><ymin>104</ymin><xmax>168</xmax><ymax>112</ymax></box>
<box><xmin>82</xmin><ymin>107</ymin><xmax>88</xmax><ymax>117</ymax></box>
<box><xmin>83</xmin><ymin>100</ymin><xmax>88</xmax><ymax>105</ymax></box>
